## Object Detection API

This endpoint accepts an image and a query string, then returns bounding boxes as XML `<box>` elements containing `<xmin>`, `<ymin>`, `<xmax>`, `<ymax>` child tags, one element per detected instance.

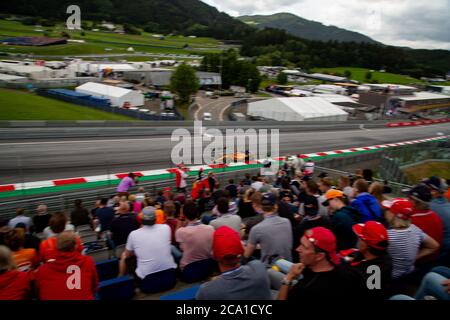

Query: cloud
<box><xmin>201</xmin><ymin>0</ymin><xmax>450</xmax><ymax>50</ymax></box>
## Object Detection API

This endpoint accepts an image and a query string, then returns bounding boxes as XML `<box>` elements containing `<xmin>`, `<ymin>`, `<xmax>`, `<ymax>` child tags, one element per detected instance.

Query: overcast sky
<box><xmin>202</xmin><ymin>0</ymin><xmax>450</xmax><ymax>50</ymax></box>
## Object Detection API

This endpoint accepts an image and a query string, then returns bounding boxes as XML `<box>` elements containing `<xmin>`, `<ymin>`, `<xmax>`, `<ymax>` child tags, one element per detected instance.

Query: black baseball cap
<box><xmin>408</xmin><ymin>184</ymin><xmax>432</xmax><ymax>203</ymax></box>
<box><xmin>423</xmin><ymin>176</ymin><xmax>447</xmax><ymax>193</ymax></box>
<box><xmin>262</xmin><ymin>193</ymin><xmax>277</xmax><ymax>205</ymax></box>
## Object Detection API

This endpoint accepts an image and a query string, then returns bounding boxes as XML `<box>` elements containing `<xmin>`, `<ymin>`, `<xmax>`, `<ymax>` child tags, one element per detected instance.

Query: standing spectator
<box><xmin>277</xmin><ymin>227</ymin><xmax>364</xmax><ymax>300</ymax></box>
<box><xmin>33</xmin><ymin>204</ymin><xmax>52</xmax><ymax>234</ymax></box>
<box><xmin>207</xmin><ymin>171</ymin><xmax>218</xmax><ymax>193</ymax></box>
<box><xmin>0</xmin><ymin>245</ymin><xmax>31</xmax><ymax>300</ymax></box>
<box><xmin>382</xmin><ymin>198</ymin><xmax>439</xmax><ymax>279</ymax></box>
<box><xmin>362</xmin><ymin>169</ymin><xmax>374</xmax><ymax>183</ymax></box>
<box><xmin>211</xmin><ymin>198</ymin><xmax>242</xmax><ymax>233</ymax></box>
<box><xmin>95</xmin><ymin>198</ymin><xmax>115</xmax><ymax>232</ymax></box>
<box><xmin>8</xmin><ymin>209</ymin><xmax>31</xmax><ymax>232</ymax></box>
<box><xmin>70</xmin><ymin>199</ymin><xmax>91</xmax><ymax>228</ymax></box>
<box><xmin>352</xmin><ymin>179</ymin><xmax>383</xmax><ymax>222</ymax></box>
<box><xmin>116</xmin><ymin>173</ymin><xmax>137</xmax><ymax>197</ymax></box>
<box><xmin>35</xmin><ymin>232</ymin><xmax>98</xmax><ymax>300</ymax></box>
<box><xmin>225</xmin><ymin>179</ymin><xmax>238</xmax><ymax>199</ymax></box>
<box><xmin>317</xmin><ymin>177</ymin><xmax>333</xmax><ymax>214</ymax></box>
<box><xmin>175</xmin><ymin>202</ymin><xmax>214</xmax><ymax>271</ymax></box>
<box><xmin>4</xmin><ymin>228</ymin><xmax>37</xmax><ymax>272</ymax></box>
<box><xmin>238</xmin><ymin>188</ymin><xmax>257</xmax><ymax>220</ymax></box>
<box><xmin>40</xmin><ymin>213</ymin><xmax>83</xmax><ymax>262</ymax></box>
<box><xmin>339</xmin><ymin>176</ymin><xmax>354</xmax><ymax>200</ymax></box>
<box><xmin>120</xmin><ymin>207</ymin><xmax>176</xmax><ymax>282</ymax></box>
<box><xmin>305</xmin><ymin>180</ymin><xmax>327</xmax><ymax>217</ymax></box>
<box><xmin>244</xmin><ymin>193</ymin><xmax>293</xmax><ymax>266</ymax></box>
<box><xmin>196</xmin><ymin>226</ymin><xmax>272</xmax><ymax>300</ymax></box>
<box><xmin>424</xmin><ymin>177</ymin><xmax>450</xmax><ymax>260</ymax></box>
<box><xmin>174</xmin><ymin>164</ymin><xmax>189</xmax><ymax>193</ymax></box>
<box><xmin>110</xmin><ymin>202</ymin><xmax>139</xmax><ymax>246</ymax></box>
<box><xmin>324</xmin><ymin>189</ymin><xmax>362</xmax><ymax>251</ymax></box>
<box><xmin>408</xmin><ymin>184</ymin><xmax>444</xmax><ymax>252</ymax></box>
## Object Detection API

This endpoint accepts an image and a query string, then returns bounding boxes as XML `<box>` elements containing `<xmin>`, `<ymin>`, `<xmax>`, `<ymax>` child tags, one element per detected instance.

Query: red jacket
<box><xmin>0</xmin><ymin>270</ymin><xmax>31</xmax><ymax>300</ymax></box>
<box><xmin>412</xmin><ymin>210</ymin><xmax>444</xmax><ymax>245</ymax></box>
<box><xmin>35</xmin><ymin>251</ymin><xmax>98</xmax><ymax>300</ymax></box>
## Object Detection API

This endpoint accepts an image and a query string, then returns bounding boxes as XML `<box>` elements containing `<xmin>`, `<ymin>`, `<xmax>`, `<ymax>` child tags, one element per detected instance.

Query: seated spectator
<box><xmin>351</xmin><ymin>179</ymin><xmax>383</xmax><ymax>222</ymax></box>
<box><xmin>40</xmin><ymin>213</ymin><xmax>83</xmax><ymax>262</ymax></box>
<box><xmin>293</xmin><ymin>196</ymin><xmax>331</xmax><ymax>262</ymax></box>
<box><xmin>425</xmin><ymin>177</ymin><xmax>450</xmax><ymax>261</ymax></box>
<box><xmin>244</xmin><ymin>193</ymin><xmax>293</xmax><ymax>266</ymax></box>
<box><xmin>33</xmin><ymin>204</ymin><xmax>52</xmax><ymax>234</ymax></box>
<box><xmin>70</xmin><ymin>199</ymin><xmax>92</xmax><ymax>228</ymax></box>
<box><xmin>196</xmin><ymin>226</ymin><xmax>272</xmax><ymax>300</ymax></box>
<box><xmin>317</xmin><ymin>177</ymin><xmax>333</xmax><ymax>213</ymax></box>
<box><xmin>238</xmin><ymin>188</ymin><xmax>257</xmax><ymax>220</ymax></box>
<box><xmin>362</xmin><ymin>169</ymin><xmax>374</xmax><ymax>183</ymax></box>
<box><xmin>120</xmin><ymin>207</ymin><xmax>176</xmax><ymax>282</ymax></box>
<box><xmin>8</xmin><ymin>208</ymin><xmax>31</xmax><ymax>232</ymax></box>
<box><xmin>339</xmin><ymin>176</ymin><xmax>354</xmax><ymax>200</ymax></box>
<box><xmin>0</xmin><ymin>245</ymin><xmax>31</xmax><ymax>300</ymax></box>
<box><xmin>369</xmin><ymin>182</ymin><xmax>387</xmax><ymax>206</ymax></box>
<box><xmin>251</xmin><ymin>176</ymin><xmax>263</xmax><ymax>192</ymax></box>
<box><xmin>211</xmin><ymin>197</ymin><xmax>242</xmax><ymax>233</ymax></box>
<box><xmin>324</xmin><ymin>189</ymin><xmax>362</xmax><ymax>251</ymax></box>
<box><xmin>241</xmin><ymin>192</ymin><xmax>264</xmax><ymax>239</ymax></box>
<box><xmin>259</xmin><ymin>177</ymin><xmax>274</xmax><ymax>193</ymax></box>
<box><xmin>276</xmin><ymin>227</ymin><xmax>365</xmax><ymax>300</ymax></box>
<box><xmin>212</xmin><ymin>190</ymin><xmax>237</xmax><ymax>216</ymax></box>
<box><xmin>14</xmin><ymin>223</ymin><xmax>40</xmax><ymax>252</ymax></box>
<box><xmin>135</xmin><ymin>187</ymin><xmax>147</xmax><ymax>203</ymax></box>
<box><xmin>342</xmin><ymin>221</ymin><xmax>392</xmax><ymax>300</ymax></box>
<box><xmin>242</xmin><ymin>173</ymin><xmax>252</xmax><ymax>186</ymax></box>
<box><xmin>128</xmin><ymin>195</ymin><xmax>142</xmax><ymax>214</ymax></box>
<box><xmin>164</xmin><ymin>201</ymin><xmax>179</xmax><ymax>244</ymax></box>
<box><xmin>175</xmin><ymin>202</ymin><xmax>214</xmax><ymax>271</ymax></box>
<box><xmin>225</xmin><ymin>179</ymin><xmax>238</xmax><ymax>199</ymax></box>
<box><xmin>390</xmin><ymin>266</ymin><xmax>450</xmax><ymax>300</ymax></box>
<box><xmin>408</xmin><ymin>184</ymin><xmax>444</xmax><ymax>258</ymax></box>
<box><xmin>95</xmin><ymin>198</ymin><xmax>115</xmax><ymax>232</ymax></box>
<box><xmin>305</xmin><ymin>180</ymin><xmax>328</xmax><ymax>217</ymax></box>
<box><xmin>4</xmin><ymin>228</ymin><xmax>37</xmax><ymax>272</ymax></box>
<box><xmin>111</xmin><ymin>202</ymin><xmax>139</xmax><ymax>246</ymax></box>
<box><xmin>35</xmin><ymin>231</ymin><xmax>98</xmax><ymax>300</ymax></box>
<box><xmin>278</xmin><ymin>179</ymin><xmax>294</xmax><ymax>201</ymax></box>
<box><xmin>43</xmin><ymin>212</ymin><xmax>75</xmax><ymax>239</ymax></box>
<box><xmin>197</xmin><ymin>189</ymin><xmax>216</xmax><ymax>215</ymax></box>
<box><xmin>382</xmin><ymin>198</ymin><xmax>439</xmax><ymax>279</ymax></box>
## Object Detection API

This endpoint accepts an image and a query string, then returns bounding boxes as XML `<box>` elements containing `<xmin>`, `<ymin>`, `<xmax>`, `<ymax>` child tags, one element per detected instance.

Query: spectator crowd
<box><xmin>1</xmin><ymin>162</ymin><xmax>449</xmax><ymax>301</ymax></box>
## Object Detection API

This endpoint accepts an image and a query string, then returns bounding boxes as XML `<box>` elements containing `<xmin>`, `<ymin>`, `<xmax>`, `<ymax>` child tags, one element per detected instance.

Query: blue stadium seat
<box><xmin>181</xmin><ymin>259</ymin><xmax>216</xmax><ymax>283</ymax></box>
<box><xmin>160</xmin><ymin>284</ymin><xmax>202</xmax><ymax>300</ymax></box>
<box><xmin>97</xmin><ymin>275</ymin><xmax>135</xmax><ymax>300</ymax></box>
<box><xmin>96</xmin><ymin>259</ymin><xmax>119</xmax><ymax>282</ymax></box>
<box><xmin>140</xmin><ymin>268</ymin><xmax>177</xmax><ymax>294</ymax></box>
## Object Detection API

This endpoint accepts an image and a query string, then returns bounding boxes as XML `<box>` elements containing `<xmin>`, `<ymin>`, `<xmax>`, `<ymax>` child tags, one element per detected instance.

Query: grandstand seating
<box><xmin>160</xmin><ymin>284</ymin><xmax>202</xmax><ymax>300</ymax></box>
<box><xmin>97</xmin><ymin>276</ymin><xmax>135</xmax><ymax>300</ymax></box>
<box><xmin>181</xmin><ymin>259</ymin><xmax>216</xmax><ymax>283</ymax></box>
<box><xmin>96</xmin><ymin>259</ymin><xmax>120</xmax><ymax>282</ymax></box>
<box><xmin>140</xmin><ymin>268</ymin><xmax>177</xmax><ymax>294</ymax></box>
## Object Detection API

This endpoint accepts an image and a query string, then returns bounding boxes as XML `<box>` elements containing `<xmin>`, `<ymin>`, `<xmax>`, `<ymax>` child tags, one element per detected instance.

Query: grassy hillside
<box><xmin>0</xmin><ymin>88</ymin><xmax>135</xmax><ymax>120</ymax></box>
<box><xmin>0</xmin><ymin>19</ymin><xmax>222</xmax><ymax>56</ymax></box>
<box><xmin>311</xmin><ymin>67</ymin><xmax>424</xmax><ymax>85</ymax></box>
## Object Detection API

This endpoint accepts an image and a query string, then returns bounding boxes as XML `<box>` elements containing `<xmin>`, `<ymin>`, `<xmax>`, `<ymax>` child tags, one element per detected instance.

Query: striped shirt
<box><xmin>387</xmin><ymin>224</ymin><xmax>426</xmax><ymax>279</ymax></box>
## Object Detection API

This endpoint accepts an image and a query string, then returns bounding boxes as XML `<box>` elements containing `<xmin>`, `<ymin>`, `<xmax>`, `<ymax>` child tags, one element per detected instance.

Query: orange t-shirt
<box><xmin>39</xmin><ymin>236</ymin><xmax>84</xmax><ymax>262</ymax></box>
<box><xmin>155</xmin><ymin>209</ymin><xmax>166</xmax><ymax>224</ymax></box>
<box><xmin>13</xmin><ymin>248</ymin><xmax>37</xmax><ymax>272</ymax></box>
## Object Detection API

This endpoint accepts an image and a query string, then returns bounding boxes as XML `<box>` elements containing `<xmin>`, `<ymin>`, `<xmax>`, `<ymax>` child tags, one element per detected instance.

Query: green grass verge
<box><xmin>311</xmin><ymin>67</ymin><xmax>424</xmax><ymax>85</ymax></box>
<box><xmin>0</xmin><ymin>88</ymin><xmax>135</xmax><ymax>120</ymax></box>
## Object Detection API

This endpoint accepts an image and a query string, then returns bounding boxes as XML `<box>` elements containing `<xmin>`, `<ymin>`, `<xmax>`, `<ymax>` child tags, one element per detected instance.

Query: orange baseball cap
<box><xmin>322</xmin><ymin>189</ymin><xmax>345</xmax><ymax>206</ymax></box>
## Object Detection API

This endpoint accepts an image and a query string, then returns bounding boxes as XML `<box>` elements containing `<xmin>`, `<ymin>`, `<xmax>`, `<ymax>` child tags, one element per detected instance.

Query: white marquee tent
<box><xmin>76</xmin><ymin>82</ymin><xmax>144</xmax><ymax>107</ymax></box>
<box><xmin>247</xmin><ymin>97</ymin><xmax>348</xmax><ymax>121</ymax></box>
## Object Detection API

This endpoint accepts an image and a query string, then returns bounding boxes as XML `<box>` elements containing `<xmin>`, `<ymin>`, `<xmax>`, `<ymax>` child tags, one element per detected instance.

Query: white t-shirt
<box><xmin>43</xmin><ymin>223</ymin><xmax>75</xmax><ymax>239</ymax></box>
<box><xmin>251</xmin><ymin>181</ymin><xmax>263</xmax><ymax>191</ymax></box>
<box><xmin>126</xmin><ymin>224</ymin><xmax>176</xmax><ymax>279</ymax></box>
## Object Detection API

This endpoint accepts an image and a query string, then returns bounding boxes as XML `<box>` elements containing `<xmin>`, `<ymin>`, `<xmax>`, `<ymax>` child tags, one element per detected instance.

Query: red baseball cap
<box><xmin>352</xmin><ymin>221</ymin><xmax>388</xmax><ymax>250</ymax></box>
<box><xmin>381</xmin><ymin>198</ymin><xmax>413</xmax><ymax>220</ymax></box>
<box><xmin>304</xmin><ymin>227</ymin><xmax>340</xmax><ymax>265</ymax></box>
<box><xmin>213</xmin><ymin>226</ymin><xmax>244</xmax><ymax>260</ymax></box>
